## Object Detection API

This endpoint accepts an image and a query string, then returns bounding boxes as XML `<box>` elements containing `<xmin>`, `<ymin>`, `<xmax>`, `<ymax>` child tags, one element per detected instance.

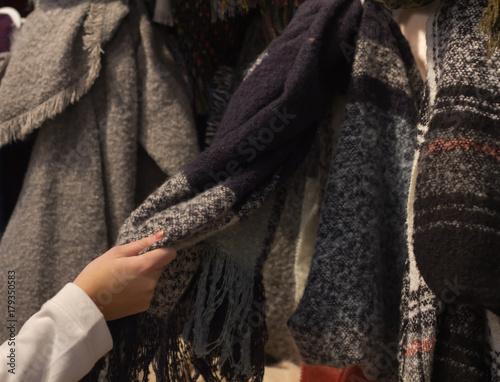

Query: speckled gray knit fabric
<box><xmin>288</xmin><ymin>1</ymin><xmax>422</xmax><ymax>380</ymax></box>
<box><xmin>263</xmin><ymin>103</ymin><xmax>340</xmax><ymax>365</ymax></box>
<box><xmin>0</xmin><ymin>0</ymin><xmax>198</xmax><ymax>341</ymax></box>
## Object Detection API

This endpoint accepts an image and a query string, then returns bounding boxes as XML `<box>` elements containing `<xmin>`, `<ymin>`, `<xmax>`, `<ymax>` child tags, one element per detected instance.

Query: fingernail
<box><xmin>154</xmin><ymin>230</ymin><xmax>165</xmax><ymax>240</ymax></box>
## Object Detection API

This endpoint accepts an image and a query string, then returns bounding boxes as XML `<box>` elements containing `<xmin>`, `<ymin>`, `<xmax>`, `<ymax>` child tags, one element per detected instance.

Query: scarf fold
<box><xmin>0</xmin><ymin>0</ymin><xmax>127</xmax><ymax>146</ymax></box>
<box><xmin>103</xmin><ymin>0</ymin><xmax>362</xmax><ymax>380</ymax></box>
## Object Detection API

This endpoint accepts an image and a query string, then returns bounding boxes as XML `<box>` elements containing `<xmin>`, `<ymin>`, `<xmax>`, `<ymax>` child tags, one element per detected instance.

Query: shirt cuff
<box><xmin>48</xmin><ymin>283</ymin><xmax>113</xmax><ymax>364</ymax></box>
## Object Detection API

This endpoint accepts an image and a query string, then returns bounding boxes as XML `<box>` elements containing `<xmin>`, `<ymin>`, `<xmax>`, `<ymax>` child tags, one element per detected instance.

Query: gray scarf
<box><xmin>0</xmin><ymin>0</ymin><xmax>198</xmax><ymax>346</ymax></box>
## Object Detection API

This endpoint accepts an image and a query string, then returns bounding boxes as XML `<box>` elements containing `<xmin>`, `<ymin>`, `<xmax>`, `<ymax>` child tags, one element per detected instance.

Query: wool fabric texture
<box><xmin>263</xmin><ymin>105</ymin><xmax>340</xmax><ymax>365</ymax></box>
<box><xmin>98</xmin><ymin>0</ymin><xmax>362</xmax><ymax>380</ymax></box>
<box><xmin>0</xmin><ymin>0</ymin><xmax>198</xmax><ymax>343</ymax></box>
<box><xmin>202</xmin><ymin>17</ymin><xmax>336</xmax><ymax>365</ymax></box>
<box><xmin>399</xmin><ymin>0</ymin><xmax>500</xmax><ymax>380</ymax></box>
<box><xmin>288</xmin><ymin>1</ymin><xmax>421</xmax><ymax>380</ymax></box>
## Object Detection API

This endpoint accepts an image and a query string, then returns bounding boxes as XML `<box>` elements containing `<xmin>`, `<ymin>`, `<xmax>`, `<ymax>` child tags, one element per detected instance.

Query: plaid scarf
<box><xmin>288</xmin><ymin>1</ymin><xmax>422</xmax><ymax>380</ymax></box>
<box><xmin>95</xmin><ymin>1</ymin><xmax>362</xmax><ymax>380</ymax></box>
<box><xmin>399</xmin><ymin>0</ymin><xmax>500</xmax><ymax>381</ymax></box>
<box><xmin>102</xmin><ymin>0</ymin><xmax>500</xmax><ymax>380</ymax></box>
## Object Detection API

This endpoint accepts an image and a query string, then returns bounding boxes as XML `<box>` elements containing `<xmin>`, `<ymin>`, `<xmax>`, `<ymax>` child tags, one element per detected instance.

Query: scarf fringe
<box><xmin>479</xmin><ymin>0</ymin><xmax>500</xmax><ymax>57</ymax></box>
<box><xmin>0</xmin><ymin>44</ymin><xmax>101</xmax><ymax>147</ymax></box>
<box><xmin>183</xmin><ymin>245</ymin><xmax>261</xmax><ymax>380</ymax></box>
<box><xmin>152</xmin><ymin>297</ymin><xmax>197</xmax><ymax>382</ymax></box>
<box><xmin>92</xmin><ymin>243</ymin><xmax>267</xmax><ymax>382</ymax></box>
<box><xmin>0</xmin><ymin>3</ymin><xmax>104</xmax><ymax>148</ymax></box>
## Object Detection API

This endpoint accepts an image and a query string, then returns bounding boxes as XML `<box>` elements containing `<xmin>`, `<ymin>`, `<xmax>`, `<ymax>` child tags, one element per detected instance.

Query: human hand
<box><xmin>73</xmin><ymin>231</ymin><xmax>176</xmax><ymax>321</ymax></box>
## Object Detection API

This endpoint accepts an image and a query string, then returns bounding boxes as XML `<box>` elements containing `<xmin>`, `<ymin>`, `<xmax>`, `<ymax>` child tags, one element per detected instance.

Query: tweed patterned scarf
<box><xmin>287</xmin><ymin>1</ymin><xmax>422</xmax><ymax>380</ymax></box>
<box><xmin>0</xmin><ymin>0</ymin><xmax>201</xmax><ymax>349</ymax></box>
<box><xmin>399</xmin><ymin>0</ymin><xmax>500</xmax><ymax>381</ymax></box>
<box><xmin>94</xmin><ymin>1</ymin><xmax>362</xmax><ymax>380</ymax></box>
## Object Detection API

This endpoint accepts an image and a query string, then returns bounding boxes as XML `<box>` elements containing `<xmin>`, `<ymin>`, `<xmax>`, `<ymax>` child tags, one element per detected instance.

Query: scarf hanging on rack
<box><xmin>288</xmin><ymin>1</ymin><xmax>422</xmax><ymax>380</ymax></box>
<box><xmin>105</xmin><ymin>0</ymin><xmax>499</xmax><ymax>380</ymax></box>
<box><xmin>0</xmin><ymin>0</ymin><xmax>199</xmax><ymax>353</ymax></box>
<box><xmin>399</xmin><ymin>0</ymin><xmax>500</xmax><ymax>380</ymax></box>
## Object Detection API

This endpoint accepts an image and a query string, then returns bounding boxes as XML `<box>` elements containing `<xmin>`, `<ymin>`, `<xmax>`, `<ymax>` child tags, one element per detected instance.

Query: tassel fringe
<box><xmin>91</xmin><ymin>242</ymin><xmax>267</xmax><ymax>382</ymax></box>
<box><xmin>0</xmin><ymin>2</ymin><xmax>104</xmax><ymax>148</ymax></box>
<box><xmin>182</xmin><ymin>244</ymin><xmax>266</xmax><ymax>381</ymax></box>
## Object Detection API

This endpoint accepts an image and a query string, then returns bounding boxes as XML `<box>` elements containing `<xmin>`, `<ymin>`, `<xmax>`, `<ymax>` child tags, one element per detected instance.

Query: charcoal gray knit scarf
<box><xmin>287</xmin><ymin>1</ymin><xmax>422</xmax><ymax>380</ymax></box>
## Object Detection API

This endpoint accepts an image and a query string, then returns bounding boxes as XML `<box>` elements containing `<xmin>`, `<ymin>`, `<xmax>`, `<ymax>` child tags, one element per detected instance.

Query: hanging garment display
<box><xmin>0</xmin><ymin>0</ymin><xmax>198</xmax><ymax>352</ymax></box>
<box><xmin>288</xmin><ymin>1</ymin><xmax>422</xmax><ymax>380</ymax></box>
<box><xmin>99</xmin><ymin>0</ymin><xmax>362</xmax><ymax>380</ymax></box>
<box><xmin>0</xmin><ymin>0</ymin><xmax>497</xmax><ymax>381</ymax></box>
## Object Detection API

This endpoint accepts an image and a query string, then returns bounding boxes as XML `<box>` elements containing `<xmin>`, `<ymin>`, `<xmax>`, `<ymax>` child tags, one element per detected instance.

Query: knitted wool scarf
<box><xmin>399</xmin><ymin>0</ymin><xmax>500</xmax><ymax>380</ymax></box>
<box><xmin>288</xmin><ymin>1</ymin><xmax>422</xmax><ymax>380</ymax></box>
<box><xmin>93</xmin><ymin>1</ymin><xmax>362</xmax><ymax>380</ymax></box>
<box><xmin>0</xmin><ymin>0</ymin><xmax>199</xmax><ymax>361</ymax></box>
<box><xmin>102</xmin><ymin>1</ymin><xmax>499</xmax><ymax>380</ymax></box>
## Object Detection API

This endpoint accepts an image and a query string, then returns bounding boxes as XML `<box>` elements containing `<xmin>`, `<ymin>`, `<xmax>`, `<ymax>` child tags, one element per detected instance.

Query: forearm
<box><xmin>0</xmin><ymin>283</ymin><xmax>112</xmax><ymax>381</ymax></box>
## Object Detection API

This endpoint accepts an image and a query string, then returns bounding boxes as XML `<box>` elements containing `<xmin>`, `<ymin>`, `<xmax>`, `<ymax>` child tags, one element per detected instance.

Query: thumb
<box><xmin>114</xmin><ymin>231</ymin><xmax>165</xmax><ymax>257</ymax></box>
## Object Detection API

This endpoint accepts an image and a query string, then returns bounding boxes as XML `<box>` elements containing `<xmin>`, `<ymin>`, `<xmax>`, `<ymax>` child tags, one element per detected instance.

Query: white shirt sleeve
<box><xmin>0</xmin><ymin>283</ymin><xmax>113</xmax><ymax>382</ymax></box>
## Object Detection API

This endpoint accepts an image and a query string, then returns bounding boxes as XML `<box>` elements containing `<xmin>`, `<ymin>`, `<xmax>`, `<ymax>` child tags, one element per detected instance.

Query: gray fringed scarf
<box><xmin>0</xmin><ymin>0</ymin><xmax>198</xmax><ymax>349</ymax></box>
